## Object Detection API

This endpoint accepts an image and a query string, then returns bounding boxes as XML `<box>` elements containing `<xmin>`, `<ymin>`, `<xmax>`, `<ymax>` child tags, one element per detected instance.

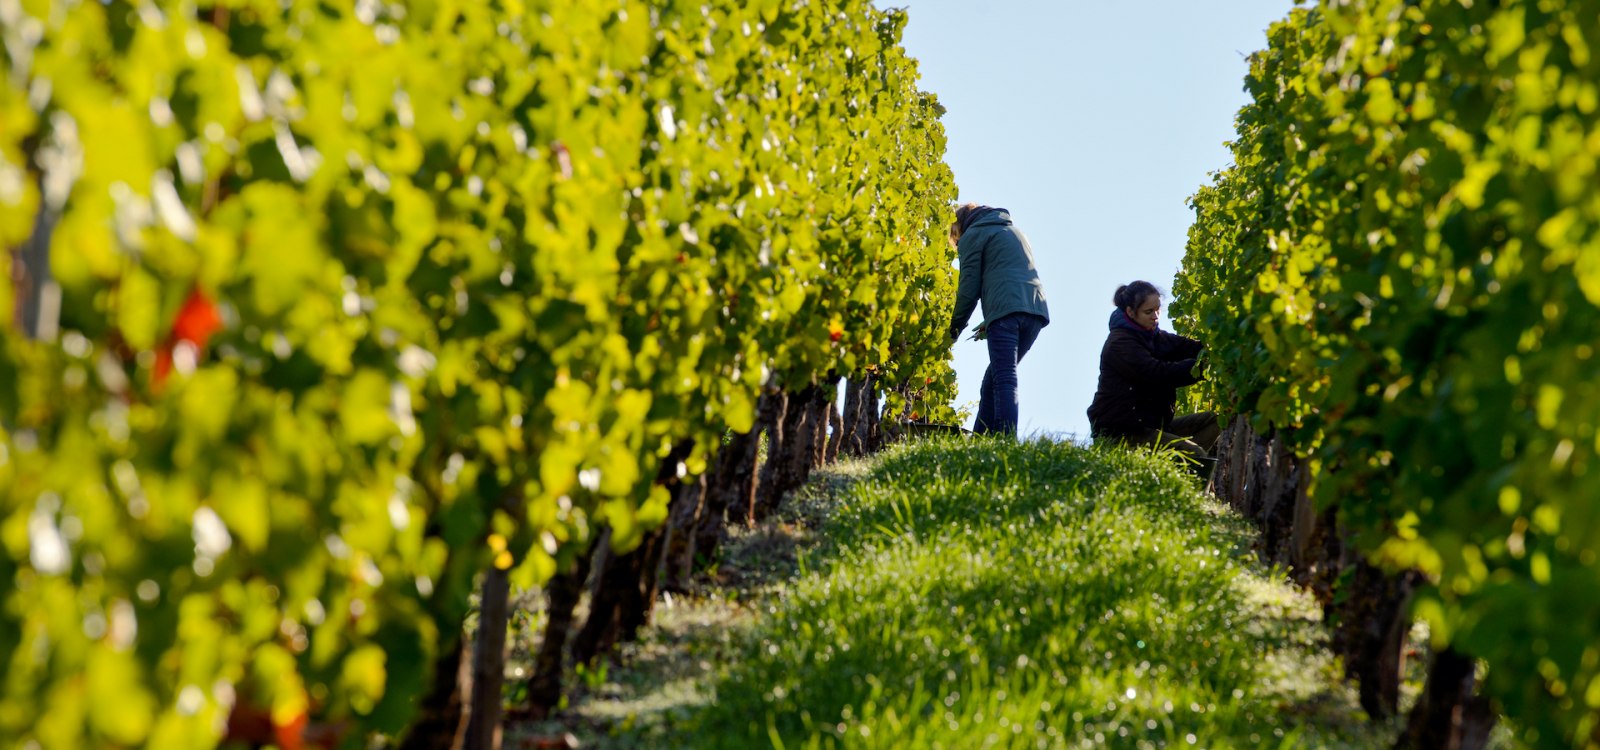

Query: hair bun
<box><xmin>1115</xmin><ymin>280</ymin><xmax>1159</xmax><ymax>310</ymax></box>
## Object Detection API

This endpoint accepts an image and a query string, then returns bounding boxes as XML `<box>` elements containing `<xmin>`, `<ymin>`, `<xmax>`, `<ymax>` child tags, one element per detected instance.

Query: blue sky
<box><xmin>887</xmin><ymin>0</ymin><xmax>1295</xmax><ymax>439</ymax></box>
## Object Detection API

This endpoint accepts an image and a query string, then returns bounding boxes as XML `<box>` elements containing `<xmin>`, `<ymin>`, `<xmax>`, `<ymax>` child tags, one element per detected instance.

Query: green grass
<box><xmin>508</xmin><ymin>437</ymin><xmax>1406</xmax><ymax>748</ymax></box>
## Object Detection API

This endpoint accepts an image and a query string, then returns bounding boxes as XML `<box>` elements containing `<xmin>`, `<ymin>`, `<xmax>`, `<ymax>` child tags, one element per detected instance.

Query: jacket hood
<box><xmin>1109</xmin><ymin>309</ymin><xmax>1157</xmax><ymax>336</ymax></box>
<box><xmin>959</xmin><ymin>206</ymin><xmax>1010</xmax><ymax>234</ymax></box>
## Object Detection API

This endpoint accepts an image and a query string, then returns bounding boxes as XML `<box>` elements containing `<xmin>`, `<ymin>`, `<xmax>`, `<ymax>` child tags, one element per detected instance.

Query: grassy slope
<box><xmin>508</xmin><ymin>437</ymin><xmax>1403</xmax><ymax>749</ymax></box>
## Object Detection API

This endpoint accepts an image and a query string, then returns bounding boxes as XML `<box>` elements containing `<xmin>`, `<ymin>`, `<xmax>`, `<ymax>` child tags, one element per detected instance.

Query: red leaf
<box><xmin>153</xmin><ymin>288</ymin><xmax>223</xmax><ymax>387</ymax></box>
<box><xmin>172</xmin><ymin>288</ymin><xmax>223</xmax><ymax>348</ymax></box>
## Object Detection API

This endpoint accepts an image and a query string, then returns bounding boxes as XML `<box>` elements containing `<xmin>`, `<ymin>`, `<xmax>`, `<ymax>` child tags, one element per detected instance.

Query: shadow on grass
<box><xmin>502</xmin><ymin>458</ymin><xmax>873</xmax><ymax>749</ymax></box>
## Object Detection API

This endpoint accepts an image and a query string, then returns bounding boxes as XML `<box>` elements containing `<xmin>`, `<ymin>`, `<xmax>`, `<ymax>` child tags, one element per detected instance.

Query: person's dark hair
<box><xmin>1114</xmin><ymin>281</ymin><xmax>1161</xmax><ymax>312</ymax></box>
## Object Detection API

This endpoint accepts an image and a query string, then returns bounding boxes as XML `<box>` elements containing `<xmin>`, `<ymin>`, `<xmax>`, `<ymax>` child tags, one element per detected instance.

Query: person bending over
<box><xmin>948</xmin><ymin>203</ymin><xmax>1050</xmax><ymax>436</ymax></box>
<box><xmin>1087</xmin><ymin>280</ymin><xmax>1218</xmax><ymax>462</ymax></box>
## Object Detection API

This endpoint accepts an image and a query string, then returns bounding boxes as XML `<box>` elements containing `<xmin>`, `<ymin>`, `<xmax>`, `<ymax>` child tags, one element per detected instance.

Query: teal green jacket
<box><xmin>948</xmin><ymin>210</ymin><xmax>1050</xmax><ymax>340</ymax></box>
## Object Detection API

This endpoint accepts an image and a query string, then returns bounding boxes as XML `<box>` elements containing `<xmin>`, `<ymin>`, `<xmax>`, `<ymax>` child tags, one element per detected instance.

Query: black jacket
<box><xmin>1087</xmin><ymin>310</ymin><xmax>1203</xmax><ymax>437</ymax></box>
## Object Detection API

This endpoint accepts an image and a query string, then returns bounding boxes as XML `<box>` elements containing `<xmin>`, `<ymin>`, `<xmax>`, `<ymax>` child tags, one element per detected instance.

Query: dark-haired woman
<box><xmin>1087</xmin><ymin>281</ymin><xmax>1218</xmax><ymax>462</ymax></box>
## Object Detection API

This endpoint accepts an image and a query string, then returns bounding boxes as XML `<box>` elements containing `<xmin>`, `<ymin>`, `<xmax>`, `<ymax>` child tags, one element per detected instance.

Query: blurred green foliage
<box><xmin>0</xmin><ymin>0</ymin><xmax>959</xmax><ymax>746</ymax></box>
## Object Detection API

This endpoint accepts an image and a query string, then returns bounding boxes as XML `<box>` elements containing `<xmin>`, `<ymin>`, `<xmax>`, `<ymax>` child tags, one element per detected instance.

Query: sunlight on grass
<box><xmin>677</xmin><ymin>437</ymin><xmax>1395</xmax><ymax>749</ymax></box>
<box><xmin>509</xmin><ymin>438</ymin><xmax>1413</xmax><ymax>748</ymax></box>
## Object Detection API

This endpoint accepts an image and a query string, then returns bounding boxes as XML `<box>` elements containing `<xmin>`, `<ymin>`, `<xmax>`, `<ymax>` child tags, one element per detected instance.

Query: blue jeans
<box><xmin>974</xmin><ymin>313</ymin><xmax>1046</xmax><ymax>436</ymax></box>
